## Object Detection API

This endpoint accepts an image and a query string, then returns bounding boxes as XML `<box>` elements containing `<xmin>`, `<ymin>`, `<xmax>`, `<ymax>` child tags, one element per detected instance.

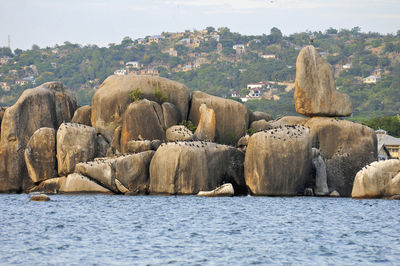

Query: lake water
<box><xmin>1</xmin><ymin>195</ymin><xmax>399</xmax><ymax>265</ymax></box>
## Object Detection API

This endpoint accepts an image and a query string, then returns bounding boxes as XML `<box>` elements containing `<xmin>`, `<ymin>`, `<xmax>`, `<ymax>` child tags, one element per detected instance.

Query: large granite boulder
<box><xmin>269</xmin><ymin>116</ymin><xmax>307</xmax><ymax>128</ymax></box>
<box><xmin>120</xmin><ymin>99</ymin><xmax>165</xmax><ymax>153</ymax></box>
<box><xmin>352</xmin><ymin>160</ymin><xmax>400</xmax><ymax>198</ymax></box>
<box><xmin>149</xmin><ymin>141</ymin><xmax>246</xmax><ymax>195</ymax></box>
<box><xmin>125</xmin><ymin>140</ymin><xmax>152</xmax><ymax>153</ymax></box>
<box><xmin>166</xmin><ymin>125</ymin><xmax>193</xmax><ymax>142</ymax></box>
<box><xmin>57</xmin><ymin>123</ymin><xmax>97</xmax><ymax>176</ymax></box>
<box><xmin>304</xmin><ymin>117</ymin><xmax>377</xmax><ymax>196</ymax></box>
<box><xmin>250</xmin><ymin>111</ymin><xmax>273</xmax><ymax>123</ymax></box>
<box><xmin>60</xmin><ymin>174</ymin><xmax>111</xmax><ymax>194</ymax></box>
<box><xmin>194</xmin><ymin>104</ymin><xmax>216</xmax><ymax>142</ymax></box>
<box><xmin>24</xmin><ymin>128</ymin><xmax>57</xmax><ymax>183</ymax></box>
<box><xmin>0</xmin><ymin>82</ymin><xmax>77</xmax><ymax>192</ymax></box>
<box><xmin>197</xmin><ymin>183</ymin><xmax>234</xmax><ymax>197</ymax></box>
<box><xmin>71</xmin><ymin>105</ymin><xmax>92</xmax><ymax>126</ymax></box>
<box><xmin>189</xmin><ymin>91</ymin><xmax>250</xmax><ymax>145</ymax></box>
<box><xmin>249</xmin><ymin>120</ymin><xmax>272</xmax><ymax>132</ymax></box>
<box><xmin>162</xmin><ymin>102</ymin><xmax>180</xmax><ymax>128</ymax></box>
<box><xmin>244</xmin><ymin>126</ymin><xmax>312</xmax><ymax>196</ymax></box>
<box><xmin>75</xmin><ymin>151</ymin><xmax>154</xmax><ymax>194</ymax></box>
<box><xmin>91</xmin><ymin>75</ymin><xmax>190</xmax><ymax>141</ymax></box>
<box><xmin>294</xmin><ymin>45</ymin><xmax>352</xmax><ymax>117</ymax></box>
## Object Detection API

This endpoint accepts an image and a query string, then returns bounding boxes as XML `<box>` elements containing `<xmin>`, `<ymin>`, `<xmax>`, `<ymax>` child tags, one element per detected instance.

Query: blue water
<box><xmin>0</xmin><ymin>195</ymin><xmax>399</xmax><ymax>265</ymax></box>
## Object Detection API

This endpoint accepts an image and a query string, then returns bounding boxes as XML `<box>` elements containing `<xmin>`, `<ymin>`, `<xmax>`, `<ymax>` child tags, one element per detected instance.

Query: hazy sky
<box><xmin>1</xmin><ymin>0</ymin><xmax>399</xmax><ymax>50</ymax></box>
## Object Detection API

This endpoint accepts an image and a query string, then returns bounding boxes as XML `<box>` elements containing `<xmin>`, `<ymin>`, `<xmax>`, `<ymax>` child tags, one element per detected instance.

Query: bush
<box><xmin>180</xmin><ymin>120</ymin><xmax>197</xmax><ymax>133</ymax></box>
<box><xmin>130</xmin><ymin>88</ymin><xmax>142</xmax><ymax>102</ymax></box>
<box><xmin>154</xmin><ymin>88</ymin><xmax>168</xmax><ymax>103</ymax></box>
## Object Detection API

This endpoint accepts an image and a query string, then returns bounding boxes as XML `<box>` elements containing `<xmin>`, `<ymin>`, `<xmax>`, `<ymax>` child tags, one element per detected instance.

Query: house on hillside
<box><xmin>137</xmin><ymin>38</ymin><xmax>146</xmax><ymax>45</ymax></box>
<box><xmin>0</xmin><ymin>57</ymin><xmax>10</xmax><ymax>64</ymax></box>
<box><xmin>0</xmin><ymin>82</ymin><xmax>10</xmax><ymax>91</ymax></box>
<box><xmin>247</xmin><ymin>81</ymin><xmax>272</xmax><ymax>90</ymax></box>
<box><xmin>230</xmin><ymin>91</ymin><xmax>241</xmax><ymax>98</ymax></box>
<box><xmin>15</xmin><ymin>80</ymin><xmax>29</xmax><ymax>86</ymax></box>
<box><xmin>261</xmin><ymin>54</ymin><xmax>276</xmax><ymax>60</ymax></box>
<box><xmin>149</xmin><ymin>35</ymin><xmax>165</xmax><ymax>43</ymax></box>
<box><xmin>126</xmin><ymin>61</ymin><xmax>140</xmax><ymax>69</ymax></box>
<box><xmin>342</xmin><ymin>63</ymin><xmax>352</xmax><ymax>69</ymax></box>
<box><xmin>114</xmin><ymin>69</ymin><xmax>127</xmax><ymax>76</ymax></box>
<box><xmin>363</xmin><ymin>75</ymin><xmax>381</xmax><ymax>84</ymax></box>
<box><xmin>167</xmin><ymin>48</ymin><xmax>178</xmax><ymax>57</ymax></box>
<box><xmin>376</xmin><ymin>129</ymin><xmax>400</xmax><ymax>159</ymax></box>
<box><xmin>233</xmin><ymin>44</ymin><xmax>246</xmax><ymax>55</ymax></box>
<box><xmin>179</xmin><ymin>38</ymin><xmax>192</xmax><ymax>45</ymax></box>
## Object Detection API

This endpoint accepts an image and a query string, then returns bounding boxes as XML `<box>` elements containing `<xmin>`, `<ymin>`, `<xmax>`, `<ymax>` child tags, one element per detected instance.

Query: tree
<box><xmin>31</xmin><ymin>44</ymin><xmax>40</xmax><ymax>50</ymax></box>
<box><xmin>269</xmin><ymin>27</ymin><xmax>283</xmax><ymax>44</ymax></box>
<box><xmin>206</xmin><ymin>26</ymin><xmax>215</xmax><ymax>33</ymax></box>
<box><xmin>326</xmin><ymin>27</ymin><xmax>338</xmax><ymax>34</ymax></box>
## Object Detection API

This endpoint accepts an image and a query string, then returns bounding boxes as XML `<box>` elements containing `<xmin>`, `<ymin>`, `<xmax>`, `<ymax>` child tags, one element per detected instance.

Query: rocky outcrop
<box><xmin>125</xmin><ymin>140</ymin><xmax>152</xmax><ymax>153</ymax></box>
<box><xmin>95</xmin><ymin>134</ymin><xmax>109</xmax><ymax>158</ymax></box>
<box><xmin>71</xmin><ymin>105</ymin><xmax>92</xmax><ymax>126</ymax></box>
<box><xmin>162</xmin><ymin>102</ymin><xmax>180</xmax><ymax>128</ymax></box>
<box><xmin>120</xmin><ymin>99</ymin><xmax>165</xmax><ymax>153</ymax></box>
<box><xmin>91</xmin><ymin>75</ymin><xmax>190</xmax><ymax>141</ymax></box>
<box><xmin>237</xmin><ymin>135</ymin><xmax>250</xmax><ymax>152</ymax></box>
<box><xmin>197</xmin><ymin>183</ymin><xmax>234</xmax><ymax>197</ymax></box>
<box><xmin>0</xmin><ymin>107</ymin><xmax>6</xmax><ymax>135</ymax></box>
<box><xmin>312</xmin><ymin>148</ymin><xmax>329</xmax><ymax>196</ymax></box>
<box><xmin>75</xmin><ymin>151</ymin><xmax>154</xmax><ymax>194</ymax></box>
<box><xmin>352</xmin><ymin>160</ymin><xmax>400</xmax><ymax>198</ymax></box>
<box><xmin>30</xmin><ymin>194</ymin><xmax>50</xmax><ymax>201</ymax></box>
<box><xmin>294</xmin><ymin>45</ymin><xmax>352</xmax><ymax>117</ymax></box>
<box><xmin>268</xmin><ymin>116</ymin><xmax>307</xmax><ymax>128</ymax></box>
<box><xmin>60</xmin><ymin>173</ymin><xmax>111</xmax><ymax>193</ymax></box>
<box><xmin>57</xmin><ymin>123</ymin><xmax>97</xmax><ymax>176</ymax></box>
<box><xmin>149</xmin><ymin>141</ymin><xmax>246</xmax><ymax>195</ymax></box>
<box><xmin>0</xmin><ymin>82</ymin><xmax>77</xmax><ymax>192</ymax></box>
<box><xmin>194</xmin><ymin>104</ymin><xmax>216</xmax><ymax>141</ymax></box>
<box><xmin>24</xmin><ymin>128</ymin><xmax>57</xmax><ymax>183</ymax></box>
<box><xmin>189</xmin><ymin>91</ymin><xmax>250</xmax><ymax>144</ymax></box>
<box><xmin>244</xmin><ymin>126</ymin><xmax>312</xmax><ymax>196</ymax></box>
<box><xmin>250</xmin><ymin>120</ymin><xmax>272</xmax><ymax>132</ymax></box>
<box><xmin>166</xmin><ymin>125</ymin><xmax>193</xmax><ymax>142</ymax></box>
<box><xmin>250</xmin><ymin>111</ymin><xmax>273</xmax><ymax>123</ymax></box>
<box><xmin>304</xmin><ymin>117</ymin><xmax>377</xmax><ymax>197</ymax></box>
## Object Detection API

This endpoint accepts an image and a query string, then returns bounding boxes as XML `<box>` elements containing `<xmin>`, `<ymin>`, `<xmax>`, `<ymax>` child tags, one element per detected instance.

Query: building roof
<box><xmin>377</xmin><ymin>133</ymin><xmax>400</xmax><ymax>146</ymax></box>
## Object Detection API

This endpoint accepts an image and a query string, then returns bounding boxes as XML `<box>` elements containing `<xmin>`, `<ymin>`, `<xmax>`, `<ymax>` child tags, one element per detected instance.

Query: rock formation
<box><xmin>189</xmin><ymin>91</ymin><xmax>250</xmax><ymax>144</ymax></box>
<box><xmin>24</xmin><ymin>128</ymin><xmax>57</xmax><ymax>183</ymax></box>
<box><xmin>149</xmin><ymin>141</ymin><xmax>246</xmax><ymax>195</ymax></box>
<box><xmin>294</xmin><ymin>45</ymin><xmax>352</xmax><ymax>117</ymax></box>
<box><xmin>352</xmin><ymin>159</ymin><xmax>400</xmax><ymax>198</ymax></box>
<box><xmin>244</xmin><ymin>126</ymin><xmax>312</xmax><ymax>196</ymax></box>
<box><xmin>91</xmin><ymin>75</ymin><xmax>190</xmax><ymax>141</ymax></box>
<box><xmin>162</xmin><ymin>102</ymin><xmax>180</xmax><ymax>128</ymax></box>
<box><xmin>0</xmin><ymin>82</ymin><xmax>77</xmax><ymax>192</ymax></box>
<box><xmin>125</xmin><ymin>140</ymin><xmax>152</xmax><ymax>153</ymax></box>
<box><xmin>71</xmin><ymin>105</ymin><xmax>92</xmax><ymax>126</ymax></box>
<box><xmin>249</xmin><ymin>120</ymin><xmax>272</xmax><ymax>132</ymax></box>
<box><xmin>197</xmin><ymin>183</ymin><xmax>234</xmax><ymax>197</ymax></box>
<box><xmin>304</xmin><ymin>117</ymin><xmax>377</xmax><ymax>196</ymax></box>
<box><xmin>166</xmin><ymin>125</ymin><xmax>193</xmax><ymax>142</ymax></box>
<box><xmin>194</xmin><ymin>104</ymin><xmax>216</xmax><ymax>141</ymax></box>
<box><xmin>120</xmin><ymin>99</ymin><xmax>165</xmax><ymax>152</ymax></box>
<box><xmin>57</xmin><ymin>123</ymin><xmax>97</xmax><ymax>176</ymax></box>
<box><xmin>312</xmin><ymin>148</ymin><xmax>329</xmax><ymax>196</ymax></box>
<box><xmin>250</xmin><ymin>111</ymin><xmax>273</xmax><ymax>123</ymax></box>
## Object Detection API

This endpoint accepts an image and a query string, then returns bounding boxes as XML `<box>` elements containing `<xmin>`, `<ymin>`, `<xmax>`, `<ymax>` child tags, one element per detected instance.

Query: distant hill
<box><xmin>0</xmin><ymin>26</ymin><xmax>399</xmax><ymax>119</ymax></box>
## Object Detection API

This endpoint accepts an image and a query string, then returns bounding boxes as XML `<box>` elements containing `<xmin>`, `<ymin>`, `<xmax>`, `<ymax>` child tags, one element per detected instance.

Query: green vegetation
<box><xmin>180</xmin><ymin>120</ymin><xmax>197</xmax><ymax>133</ymax></box>
<box><xmin>154</xmin><ymin>88</ymin><xmax>168</xmax><ymax>103</ymax></box>
<box><xmin>246</xmin><ymin>128</ymin><xmax>257</xmax><ymax>136</ymax></box>
<box><xmin>1</xmin><ymin>27</ymin><xmax>400</xmax><ymax>121</ymax></box>
<box><xmin>360</xmin><ymin>116</ymin><xmax>400</xmax><ymax>137</ymax></box>
<box><xmin>130</xmin><ymin>88</ymin><xmax>142</xmax><ymax>102</ymax></box>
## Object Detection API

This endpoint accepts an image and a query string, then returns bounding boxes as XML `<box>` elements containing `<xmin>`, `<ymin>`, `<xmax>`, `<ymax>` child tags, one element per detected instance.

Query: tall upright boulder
<box><xmin>0</xmin><ymin>82</ymin><xmax>77</xmax><ymax>192</ymax></box>
<box><xmin>189</xmin><ymin>91</ymin><xmax>250</xmax><ymax>144</ymax></box>
<box><xmin>244</xmin><ymin>126</ymin><xmax>312</xmax><ymax>196</ymax></box>
<box><xmin>194</xmin><ymin>104</ymin><xmax>216</xmax><ymax>142</ymax></box>
<box><xmin>91</xmin><ymin>75</ymin><xmax>190</xmax><ymax>141</ymax></box>
<box><xmin>120</xmin><ymin>99</ymin><xmax>165</xmax><ymax>153</ymax></box>
<box><xmin>71</xmin><ymin>105</ymin><xmax>92</xmax><ymax>126</ymax></box>
<box><xmin>294</xmin><ymin>45</ymin><xmax>352</xmax><ymax>117</ymax></box>
<box><xmin>304</xmin><ymin>117</ymin><xmax>377</xmax><ymax>196</ymax></box>
<box><xmin>57</xmin><ymin>123</ymin><xmax>97</xmax><ymax>176</ymax></box>
<box><xmin>24</xmin><ymin>128</ymin><xmax>57</xmax><ymax>183</ymax></box>
<box><xmin>149</xmin><ymin>142</ymin><xmax>246</xmax><ymax>195</ymax></box>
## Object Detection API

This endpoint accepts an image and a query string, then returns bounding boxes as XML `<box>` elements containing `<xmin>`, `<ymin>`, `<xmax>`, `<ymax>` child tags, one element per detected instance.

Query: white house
<box><xmin>126</xmin><ymin>61</ymin><xmax>140</xmax><ymax>68</ymax></box>
<box><xmin>114</xmin><ymin>69</ymin><xmax>127</xmax><ymax>76</ymax></box>
<box><xmin>363</xmin><ymin>75</ymin><xmax>381</xmax><ymax>84</ymax></box>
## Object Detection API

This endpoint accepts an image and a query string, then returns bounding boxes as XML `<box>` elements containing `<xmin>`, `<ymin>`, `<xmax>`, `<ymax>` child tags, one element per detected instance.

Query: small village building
<box><xmin>262</xmin><ymin>54</ymin><xmax>276</xmax><ymax>59</ymax></box>
<box><xmin>342</xmin><ymin>63</ymin><xmax>352</xmax><ymax>69</ymax></box>
<box><xmin>126</xmin><ymin>61</ymin><xmax>140</xmax><ymax>68</ymax></box>
<box><xmin>148</xmin><ymin>35</ymin><xmax>165</xmax><ymax>43</ymax></box>
<box><xmin>0</xmin><ymin>57</ymin><xmax>10</xmax><ymax>64</ymax></box>
<box><xmin>363</xmin><ymin>75</ymin><xmax>381</xmax><ymax>84</ymax></box>
<box><xmin>0</xmin><ymin>82</ymin><xmax>10</xmax><ymax>91</ymax></box>
<box><xmin>15</xmin><ymin>80</ymin><xmax>29</xmax><ymax>86</ymax></box>
<box><xmin>230</xmin><ymin>91</ymin><xmax>241</xmax><ymax>98</ymax></box>
<box><xmin>114</xmin><ymin>69</ymin><xmax>127</xmax><ymax>76</ymax></box>
<box><xmin>167</xmin><ymin>48</ymin><xmax>178</xmax><ymax>57</ymax></box>
<box><xmin>179</xmin><ymin>38</ymin><xmax>192</xmax><ymax>45</ymax></box>
<box><xmin>137</xmin><ymin>38</ymin><xmax>146</xmax><ymax>45</ymax></box>
<box><xmin>376</xmin><ymin>129</ymin><xmax>400</xmax><ymax>159</ymax></box>
<box><xmin>233</xmin><ymin>44</ymin><xmax>246</xmax><ymax>55</ymax></box>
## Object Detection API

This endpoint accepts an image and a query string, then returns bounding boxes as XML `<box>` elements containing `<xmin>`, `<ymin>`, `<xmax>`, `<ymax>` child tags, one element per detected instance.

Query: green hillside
<box><xmin>0</xmin><ymin>26</ymin><xmax>400</xmax><ymax>121</ymax></box>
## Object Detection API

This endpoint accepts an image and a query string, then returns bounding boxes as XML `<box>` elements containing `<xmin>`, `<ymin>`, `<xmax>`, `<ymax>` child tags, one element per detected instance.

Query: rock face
<box><xmin>294</xmin><ymin>45</ymin><xmax>352</xmax><ymax>117</ymax></box>
<box><xmin>91</xmin><ymin>75</ymin><xmax>190</xmax><ymax>141</ymax></box>
<box><xmin>57</xmin><ymin>123</ymin><xmax>97</xmax><ymax>176</ymax></box>
<box><xmin>237</xmin><ymin>135</ymin><xmax>250</xmax><ymax>152</ymax></box>
<box><xmin>125</xmin><ymin>140</ymin><xmax>152</xmax><ymax>153</ymax></box>
<box><xmin>149</xmin><ymin>142</ymin><xmax>246</xmax><ymax>195</ymax></box>
<box><xmin>120</xmin><ymin>99</ymin><xmax>165</xmax><ymax>153</ymax></box>
<box><xmin>269</xmin><ymin>116</ymin><xmax>307</xmax><ymax>128</ymax></box>
<box><xmin>250</xmin><ymin>120</ymin><xmax>272</xmax><ymax>132</ymax></box>
<box><xmin>304</xmin><ymin>117</ymin><xmax>377</xmax><ymax>197</ymax></box>
<box><xmin>194</xmin><ymin>104</ymin><xmax>216</xmax><ymax>142</ymax></box>
<box><xmin>0</xmin><ymin>107</ymin><xmax>6</xmax><ymax>135</ymax></box>
<box><xmin>352</xmin><ymin>160</ymin><xmax>400</xmax><ymax>198</ymax></box>
<box><xmin>250</xmin><ymin>111</ymin><xmax>273</xmax><ymax>123</ymax></box>
<box><xmin>312</xmin><ymin>148</ymin><xmax>329</xmax><ymax>196</ymax></box>
<box><xmin>166</xmin><ymin>125</ymin><xmax>193</xmax><ymax>142</ymax></box>
<box><xmin>197</xmin><ymin>183</ymin><xmax>234</xmax><ymax>197</ymax></box>
<box><xmin>162</xmin><ymin>102</ymin><xmax>180</xmax><ymax>128</ymax></box>
<box><xmin>75</xmin><ymin>151</ymin><xmax>154</xmax><ymax>194</ymax></box>
<box><xmin>244</xmin><ymin>126</ymin><xmax>312</xmax><ymax>196</ymax></box>
<box><xmin>59</xmin><ymin>173</ymin><xmax>111</xmax><ymax>193</ymax></box>
<box><xmin>189</xmin><ymin>91</ymin><xmax>250</xmax><ymax>144</ymax></box>
<box><xmin>30</xmin><ymin>194</ymin><xmax>50</xmax><ymax>201</ymax></box>
<box><xmin>0</xmin><ymin>82</ymin><xmax>77</xmax><ymax>192</ymax></box>
<box><xmin>71</xmin><ymin>105</ymin><xmax>92</xmax><ymax>126</ymax></box>
<box><xmin>24</xmin><ymin>128</ymin><xmax>57</xmax><ymax>183</ymax></box>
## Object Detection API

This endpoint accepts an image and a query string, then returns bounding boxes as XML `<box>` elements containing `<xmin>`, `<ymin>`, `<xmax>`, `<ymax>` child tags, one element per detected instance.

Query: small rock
<box><xmin>30</xmin><ymin>194</ymin><xmax>50</xmax><ymax>201</ymax></box>
<box><xmin>197</xmin><ymin>183</ymin><xmax>234</xmax><ymax>197</ymax></box>
<box><xmin>330</xmin><ymin>190</ymin><xmax>340</xmax><ymax>197</ymax></box>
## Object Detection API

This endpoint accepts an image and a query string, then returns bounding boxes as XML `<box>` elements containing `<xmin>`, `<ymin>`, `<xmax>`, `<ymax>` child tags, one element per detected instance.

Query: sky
<box><xmin>1</xmin><ymin>0</ymin><xmax>399</xmax><ymax>50</ymax></box>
